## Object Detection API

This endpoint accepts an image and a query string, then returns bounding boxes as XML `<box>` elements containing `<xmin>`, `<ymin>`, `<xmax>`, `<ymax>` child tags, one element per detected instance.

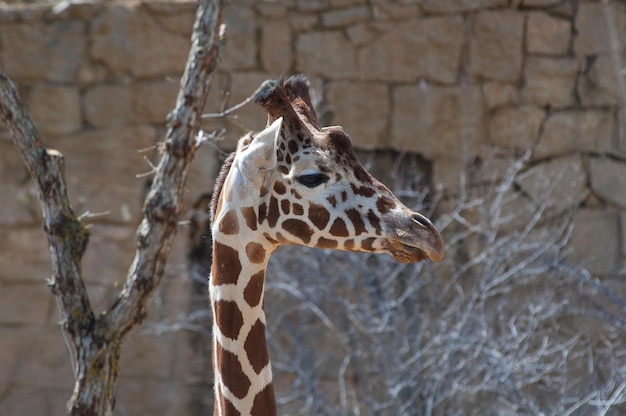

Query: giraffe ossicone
<box><xmin>209</xmin><ymin>75</ymin><xmax>444</xmax><ymax>415</ymax></box>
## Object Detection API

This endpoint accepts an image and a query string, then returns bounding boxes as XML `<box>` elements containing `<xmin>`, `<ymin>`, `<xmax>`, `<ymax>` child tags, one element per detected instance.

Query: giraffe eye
<box><xmin>297</xmin><ymin>173</ymin><xmax>330</xmax><ymax>188</ymax></box>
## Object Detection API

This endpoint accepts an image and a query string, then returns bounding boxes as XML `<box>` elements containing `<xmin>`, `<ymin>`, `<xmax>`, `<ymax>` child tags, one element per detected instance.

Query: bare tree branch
<box><xmin>0</xmin><ymin>0</ymin><xmax>225</xmax><ymax>414</ymax></box>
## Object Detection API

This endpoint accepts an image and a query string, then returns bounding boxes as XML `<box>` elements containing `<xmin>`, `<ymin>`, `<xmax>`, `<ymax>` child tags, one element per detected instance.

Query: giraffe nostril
<box><xmin>412</xmin><ymin>213</ymin><xmax>432</xmax><ymax>228</ymax></box>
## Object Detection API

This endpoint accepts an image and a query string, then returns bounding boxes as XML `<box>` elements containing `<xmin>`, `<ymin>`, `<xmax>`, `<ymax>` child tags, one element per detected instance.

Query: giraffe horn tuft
<box><xmin>254</xmin><ymin>75</ymin><xmax>320</xmax><ymax>131</ymax></box>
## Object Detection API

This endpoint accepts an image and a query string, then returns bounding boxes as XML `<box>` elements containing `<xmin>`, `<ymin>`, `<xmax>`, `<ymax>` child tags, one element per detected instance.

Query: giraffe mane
<box><xmin>210</xmin><ymin>150</ymin><xmax>235</xmax><ymax>223</ymax></box>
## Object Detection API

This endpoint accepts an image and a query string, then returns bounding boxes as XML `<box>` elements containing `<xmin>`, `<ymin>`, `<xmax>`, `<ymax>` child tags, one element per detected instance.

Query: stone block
<box><xmin>326</xmin><ymin>81</ymin><xmax>389</xmax><ymax>150</ymax></box>
<box><xmin>0</xmin><ymin>283</ymin><xmax>52</xmax><ymax>325</ymax></box>
<box><xmin>577</xmin><ymin>54</ymin><xmax>622</xmax><ymax>106</ymax></box>
<box><xmin>421</xmin><ymin>0</ymin><xmax>506</xmax><ymax>13</ymax></box>
<box><xmin>391</xmin><ymin>84</ymin><xmax>484</xmax><ymax>158</ymax></box>
<box><xmin>116</xmin><ymin>377</ymin><xmax>185</xmax><ymax>415</ymax></box>
<box><xmin>225</xmin><ymin>71</ymin><xmax>273</xmax><ymax>145</ymax></box>
<box><xmin>469</xmin><ymin>10</ymin><xmax>524</xmax><ymax>81</ymax></box>
<box><xmin>90</xmin><ymin>3</ymin><xmax>189</xmax><ymax>78</ymax></box>
<box><xmin>260</xmin><ymin>20</ymin><xmax>293</xmax><ymax>73</ymax></box>
<box><xmin>568</xmin><ymin>209</ymin><xmax>620</xmax><ymax>276</ymax></box>
<box><xmin>133</xmin><ymin>78</ymin><xmax>180</xmax><ymax>124</ymax></box>
<box><xmin>358</xmin><ymin>16</ymin><xmax>464</xmax><ymax>83</ymax></box>
<box><xmin>120</xmin><ymin>331</ymin><xmax>176</xmax><ymax>379</ymax></box>
<box><xmin>370</xmin><ymin>2</ymin><xmax>419</xmax><ymax>20</ymax></box>
<box><xmin>489</xmin><ymin>106</ymin><xmax>544</xmax><ymax>150</ymax></box>
<box><xmin>322</xmin><ymin>5</ymin><xmax>370</xmax><ymax>27</ymax></box>
<box><xmin>81</xmin><ymin>224</ymin><xmax>137</xmax><ymax>286</ymax></box>
<box><xmin>575</xmin><ymin>2</ymin><xmax>626</xmax><ymax>56</ymax></box>
<box><xmin>0</xmin><ymin>20</ymin><xmax>86</xmax><ymax>82</ymax></box>
<box><xmin>0</xmin><ymin>227</ymin><xmax>53</xmax><ymax>284</ymax></box>
<box><xmin>84</xmin><ymin>84</ymin><xmax>133</xmax><ymax>128</ymax></box>
<box><xmin>297</xmin><ymin>30</ymin><xmax>357</xmax><ymax>78</ymax></box>
<box><xmin>346</xmin><ymin>21</ymin><xmax>390</xmax><ymax>46</ymax></box>
<box><xmin>0</xmin><ymin>184</ymin><xmax>40</xmax><ymax>226</ymax></box>
<box><xmin>526</xmin><ymin>12</ymin><xmax>571</xmax><ymax>55</ymax></box>
<box><xmin>46</xmin><ymin>126</ymin><xmax>157</xmax><ymax>223</ymax></box>
<box><xmin>0</xmin><ymin>386</ymin><xmax>49</xmax><ymax>416</ymax></box>
<box><xmin>27</xmin><ymin>84</ymin><xmax>81</xmax><ymax>136</ymax></box>
<box><xmin>483</xmin><ymin>82</ymin><xmax>519</xmax><ymax>109</ymax></box>
<box><xmin>0</xmin><ymin>141</ymin><xmax>31</xmax><ymax>183</ymax></box>
<box><xmin>535</xmin><ymin>110</ymin><xmax>614</xmax><ymax>159</ymax></box>
<box><xmin>522</xmin><ymin>57</ymin><xmax>578</xmax><ymax>108</ymax></box>
<box><xmin>221</xmin><ymin>3</ymin><xmax>258</xmax><ymax>70</ymax></box>
<box><xmin>521</xmin><ymin>0</ymin><xmax>562</xmax><ymax>6</ymax></box>
<box><xmin>589</xmin><ymin>157</ymin><xmax>626</xmax><ymax>209</ymax></box>
<box><xmin>12</xmin><ymin>327</ymin><xmax>74</xmax><ymax>389</ymax></box>
<box><xmin>515</xmin><ymin>155</ymin><xmax>589</xmax><ymax>215</ymax></box>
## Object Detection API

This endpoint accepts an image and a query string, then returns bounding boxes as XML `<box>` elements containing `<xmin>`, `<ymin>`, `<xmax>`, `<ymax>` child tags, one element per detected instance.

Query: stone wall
<box><xmin>1</xmin><ymin>0</ymin><xmax>625</xmax><ymax>414</ymax></box>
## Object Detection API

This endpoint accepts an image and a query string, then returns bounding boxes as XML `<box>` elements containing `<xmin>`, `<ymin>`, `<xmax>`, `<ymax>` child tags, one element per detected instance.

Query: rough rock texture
<box><xmin>1</xmin><ymin>0</ymin><xmax>625</xmax><ymax>414</ymax></box>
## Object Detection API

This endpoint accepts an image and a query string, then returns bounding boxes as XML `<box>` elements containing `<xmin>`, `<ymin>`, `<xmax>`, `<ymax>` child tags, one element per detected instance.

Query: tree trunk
<box><xmin>0</xmin><ymin>0</ymin><xmax>225</xmax><ymax>414</ymax></box>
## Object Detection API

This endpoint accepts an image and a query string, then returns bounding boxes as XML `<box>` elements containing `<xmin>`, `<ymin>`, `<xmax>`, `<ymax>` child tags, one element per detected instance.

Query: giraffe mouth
<box><xmin>387</xmin><ymin>226</ymin><xmax>444</xmax><ymax>264</ymax></box>
<box><xmin>388</xmin><ymin>241</ymin><xmax>431</xmax><ymax>264</ymax></box>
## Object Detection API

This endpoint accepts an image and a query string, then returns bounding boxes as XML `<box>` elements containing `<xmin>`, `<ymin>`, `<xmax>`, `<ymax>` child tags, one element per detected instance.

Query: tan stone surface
<box><xmin>483</xmin><ymin>82</ymin><xmax>519</xmax><ymax>109</ymax></box>
<box><xmin>577</xmin><ymin>54</ymin><xmax>622</xmax><ymax>106</ymax></box>
<box><xmin>535</xmin><ymin>110</ymin><xmax>614</xmax><ymax>159</ymax></box>
<box><xmin>0</xmin><ymin>227</ymin><xmax>53</xmax><ymax>284</ymax></box>
<box><xmin>575</xmin><ymin>2</ymin><xmax>626</xmax><ymax>56</ymax></box>
<box><xmin>0</xmin><ymin>183</ymin><xmax>40</xmax><ymax>226</ymax></box>
<box><xmin>84</xmin><ymin>84</ymin><xmax>133</xmax><ymax>127</ymax></box>
<box><xmin>27</xmin><ymin>84</ymin><xmax>81</xmax><ymax>136</ymax></box>
<box><xmin>526</xmin><ymin>12</ymin><xmax>571</xmax><ymax>55</ymax></box>
<box><xmin>515</xmin><ymin>155</ymin><xmax>589</xmax><ymax>215</ymax></box>
<box><xmin>0</xmin><ymin>283</ymin><xmax>52</xmax><ymax>325</ymax></box>
<box><xmin>221</xmin><ymin>3</ymin><xmax>258</xmax><ymax>70</ymax></box>
<box><xmin>489</xmin><ymin>106</ymin><xmax>544</xmax><ymax>149</ymax></box>
<box><xmin>391</xmin><ymin>84</ymin><xmax>484</xmax><ymax>158</ymax></box>
<box><xmin>297</xmin><ymin>30</ymin><xmax>357</xmax><ymax>78</ymax></box>
<box><xmin>568</xmin><ymin>209</ymin><xmax>621</xmax><ymax>276</ymax></box>
<box><xmin>357</xmin><ymin>16</ymin><xmax>464</xmax><ymax>83</ymax></box>
<box><xmin>327</xmin><ymin>81</ymin><xmax>389</xmax><ymax>149</ymax></box>
<box><xmin>589</xmin><ymin>157</ymin><xmax>626</xmax><ymax>209</ymax></box>
<box><xmin>322</xmin><ymin>5</ymin><xmax>370</xmax><ymax>27</ymax></box>
<box><xmin>0</xmin><ymin>20</ymin><xmax>86</xmax><ymax>82</ymax></box>
<box><xmin>133</xmin><ymin>78</ymin><xmax>180</xmax><ymax>124</ymax></box>
<box><xmin>522</xmin><ymin>57</ymin><xmax>578</xmax><ymax>108</ymax></box>
<box><xmin>90</xmin><ymin>3</ymin><xmax>189</xmax><ymax>77</ymax></box>
<box><xmin>469</xmin><ymin>10</ymin><xmax>524</xmax><ymax>81</ymax></box>
<box><xmin>260</xmin><ymin>20</ymin><xmax>293</xmax><ymax>73</ymax></box>
<box><xmin>421</xmin><ymin>0</ymin><xmax>507</xmax><ymax>13</ymax></box>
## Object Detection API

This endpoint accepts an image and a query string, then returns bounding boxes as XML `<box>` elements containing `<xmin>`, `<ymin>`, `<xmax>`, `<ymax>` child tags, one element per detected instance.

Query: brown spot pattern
<box><xmin>273</xmin><ymin>181</ymin><xmax>286</xmax><ymax>195</ymax></box>
<box><xmin>345</xmin><ymin>208</ymin><xmax>366</xmax><ymax>235</ymax></box>
<box><xmin>215</xmin><ymin>300</ymin><xmax>244</xmax><ymax>340</ymax></box>
<box><xmin>367</xmin><ymin>209</ymin><xmax>382</xmax><ymax>235</ymax></box>
<box><xmin>377</xmin><ymin>196</ymin><xmax>396</xmax><ymax>214</ymax></box>
<box><xmin>280</xmin><ymin>199</ymin><xmax>290</xmax><ymax>215</ymax></box>
<box><xmin>308</xmin><ymin>202</ymin><xmax>330</xmax><ymax>230</ymax></box>
<box><xmin>215</xmin><ymin>343</ymin><xmax>251</xmax><ymax>399</ymax></box>
<box><xmin>267</xmin><ymin>197</ymin><xmax>280</xmax><ymax>227</ymax></box>
<box><xmin>361</xmin><ymin>238</ymin><xmax>376</xmax><ymax>251</ymax></box>
<box><xmin>282</xmin><ymin>218</ymin><xmax>314</xmax><ymax>244</ymax></box>
<box><xmin>341</xmin><ymin>191</ymin><xmax>348</xmax><ymax>202</ymax></box>
<box><xmin>218</xmin><ymin>210</ymin><xmax>239</xmax><ymax>235</ymax></box>
<box><xmin>351</xmin><ymin>183</ymin><xmax>376</xmax><ymax>198</ymax></box>
<box><xmin>246</xmin><ymin>242</ymin><xmax>266</xmax><ymax>264</ymax></box>
<box><xmin>251</xmin><ymin>384</ymin><xmax>277</xmax><ymax>416</ymax></box>
<box><xmin>217</xmin><ymin>385</ymin><xmax>242</xmax><ymax>416</ymax></box>
<box><xmin>327</xmin><ymin>195</ymin><xmax>337</xmax><ymax>208</ymax></box>
<box><xmin>212</xmin><ymin>243</ymin><xmax>242</xmax><ymax>285</ymax></box>
<box><xmin>244</xmin><ymin>320</ymin><xmax>271</xmax><ymax>374</ymax></box>
<box><xmin>344</xmin><ymin>239</ymin><xmax>355</xmax><ymax>250</ymax></box>
<box><xmin>288</xmin><ymin>139</ymin><xmax>299</xmax><ymax>154</ymax></box>
<box><xmin>317</xmin><ymin>237</ymin><xmax>338</xmax><ymax>249</ymax></box>
<box><xmin>242</xmin><ymin>206</ymin><xmax>257</xmax><ymax>231</ymax></box>
<box><xmin>329</xmin><ymin>217</ymin><xmax>349</xmax><ymax>237</ymax></box>
<box><xmin>292</xmin><ymin>203</ymin><xmax>304</xmax><ymax>215</ymax></box>
<box><xmin>244</xmin><ymin>270</ymin><xmax>265</xmax><ymax>307</ymax></box>
<box><xmin>291</xmin><ymin>188</ymin><xmax>302</xmax><ymax>199</ymax></box>
<box><xmin>258</xmin><ymin>202</ymin><xmax>268</xmax><ymax>224</ymax></box>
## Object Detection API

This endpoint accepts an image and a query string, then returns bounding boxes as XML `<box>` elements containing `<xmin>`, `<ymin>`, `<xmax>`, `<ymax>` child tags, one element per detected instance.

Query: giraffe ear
<box><xmin>239</xmin><ymin>117</ymin><xmax>282</xmax><ymax>180</ymax></box>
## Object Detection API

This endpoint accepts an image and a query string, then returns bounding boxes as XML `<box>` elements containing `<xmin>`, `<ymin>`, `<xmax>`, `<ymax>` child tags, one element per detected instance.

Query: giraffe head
<box><xmin>212</xmin><ymin>75</ymin><xmax>443</xmax><ymax>264</ymax></box>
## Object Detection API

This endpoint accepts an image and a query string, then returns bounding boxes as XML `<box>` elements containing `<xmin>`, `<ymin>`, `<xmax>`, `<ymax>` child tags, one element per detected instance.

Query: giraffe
<box><xmin>209</xmin><ymin>75</ymin><xmax>444</xmax><ymax>416</ymax></box>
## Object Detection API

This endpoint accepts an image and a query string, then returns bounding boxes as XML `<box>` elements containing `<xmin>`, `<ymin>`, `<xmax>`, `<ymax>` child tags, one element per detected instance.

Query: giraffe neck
<box><xmin>210</xmin><ymin>235</ymin><xmax>277</xmax><ymax>416</ymax></box>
